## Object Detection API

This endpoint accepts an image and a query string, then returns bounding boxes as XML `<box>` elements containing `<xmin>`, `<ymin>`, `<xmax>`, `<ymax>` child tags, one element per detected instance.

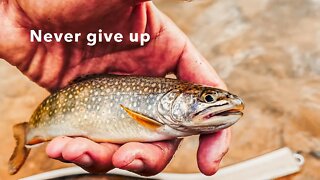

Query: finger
<box><xmin>46</xmin><ymin>136</ymin><xmax>73</xmax><ymax>161</ymax></box>
<box><xmin>47</xmin><ymin>136</ymin><xmax>119</xmax><ymax>173</ymax></box>
<box><xmin>63</xmin><ymin>137</ymin><xmax>120</xmax><ymax>173</ymax></box>
<box><xmin>176</xmin><ymin>41</ymin><xmax>227</xmax><ymax>90</ymax></box>
<box><xmin>112</xmin><ymin>139</ymin><xmax>181</xmax><ymax>176</ymax></box>
<box><xmin>197</xmin><ymin>129</ymin><xmax>231</xmax><ymax>175</ymax></box>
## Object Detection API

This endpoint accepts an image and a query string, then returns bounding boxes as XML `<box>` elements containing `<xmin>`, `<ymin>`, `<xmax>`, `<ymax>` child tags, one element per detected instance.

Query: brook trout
<box><xmin>8</xmin><ymin>75</ymin><xmax>244</xmax><ymax>175</ymax></box>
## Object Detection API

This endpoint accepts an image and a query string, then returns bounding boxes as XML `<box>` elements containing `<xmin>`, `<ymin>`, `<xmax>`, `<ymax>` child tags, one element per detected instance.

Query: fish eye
<box><xmin>203</xmin><ymin>94</ymin><xmax>216</xmax><ymax>103</ymax></box>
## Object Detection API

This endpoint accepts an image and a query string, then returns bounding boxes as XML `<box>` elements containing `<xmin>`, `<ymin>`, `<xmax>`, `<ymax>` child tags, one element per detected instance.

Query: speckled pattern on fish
<box><xmin>8</xmin><ymin>74</ymin><xmax>244</xmax><ymax>175</ymax></box>
<box><xmin>28</xmin><ymin>75</ymin><xmax>192</xmax><ymax>143</ymax></box>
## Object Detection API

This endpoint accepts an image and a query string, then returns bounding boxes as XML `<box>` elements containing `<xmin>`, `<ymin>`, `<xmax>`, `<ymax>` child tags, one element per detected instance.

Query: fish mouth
<box><xmin>195</xmin><ymin>101</ymin><xmax>244</xmax><ymax>119</ymax></box>
<box><xmin>192</xmin><ymin>103</ymin><xmax>244</xmax><ymax>127</ymax></box>
<box><xmin>203</xmin><ymin>109</ymin><xmax>243</xmax><ymax>119</ymax></box>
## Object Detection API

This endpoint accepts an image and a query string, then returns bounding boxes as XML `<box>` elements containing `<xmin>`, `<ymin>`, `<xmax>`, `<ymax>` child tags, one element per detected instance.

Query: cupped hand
<box><xmin>0</xmin><ymin>0</ymin><xmax>230</xmax><ymax>176</ymax></box>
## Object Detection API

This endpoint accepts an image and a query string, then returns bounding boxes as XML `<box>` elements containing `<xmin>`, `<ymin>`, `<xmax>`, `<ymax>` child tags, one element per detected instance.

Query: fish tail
<box><xmin>8</xmin><ymin>122</ymin><xmax>30</xmax><ymax>175</ymax></box>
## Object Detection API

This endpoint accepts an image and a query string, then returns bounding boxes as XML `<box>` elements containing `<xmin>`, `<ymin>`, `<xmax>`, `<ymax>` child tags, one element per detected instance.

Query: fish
<box><xmin>8</xmin><ymin>75</ymin><xmax>244</xmax><ymax>175</ymax></box>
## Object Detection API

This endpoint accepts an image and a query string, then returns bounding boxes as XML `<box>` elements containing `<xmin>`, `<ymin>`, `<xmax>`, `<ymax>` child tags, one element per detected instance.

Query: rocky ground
<box><xmin>0</xmin><ymin>0</ymin><xmax>319</xmax><ymax>179</ymax></box>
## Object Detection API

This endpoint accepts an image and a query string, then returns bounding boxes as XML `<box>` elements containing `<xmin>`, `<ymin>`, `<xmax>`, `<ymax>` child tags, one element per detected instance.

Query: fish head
<box><xmin>189</xmin><ymin>87</ymin><xmax>244</xmax><ymax>132</ymax></box>
<box><xmin>160</xmin><ymin>85</ymin><xmax>244</xmax><ymax>133</ymax></box>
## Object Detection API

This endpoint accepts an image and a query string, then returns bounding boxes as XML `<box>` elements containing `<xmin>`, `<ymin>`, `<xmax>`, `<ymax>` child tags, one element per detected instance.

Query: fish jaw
<box><xmin>191</xmin><ymin>98</ymin><xmax>244</xmax><ymax>131</ymax></box>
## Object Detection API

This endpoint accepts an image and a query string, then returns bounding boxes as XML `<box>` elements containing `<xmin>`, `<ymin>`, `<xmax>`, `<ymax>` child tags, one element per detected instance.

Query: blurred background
<box><xmin>1</xmin><ymin>0</ymin><xmax>319</xmax><ymax>179</ymax></box>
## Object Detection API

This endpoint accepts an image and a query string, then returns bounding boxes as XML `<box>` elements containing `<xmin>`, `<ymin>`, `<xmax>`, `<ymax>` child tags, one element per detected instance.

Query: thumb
<box><xmin>176</xmin><ymin>41</ymin><xmax>227</xmax><ymax>90</ymax></box>
<box><xmin>175</xmin><ymin>40</ymin><xmax>231</xmax><ymax>176</ymax></box>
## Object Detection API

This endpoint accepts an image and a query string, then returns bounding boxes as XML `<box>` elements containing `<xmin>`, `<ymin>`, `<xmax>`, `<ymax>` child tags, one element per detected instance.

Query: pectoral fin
<box><xmin>120</xmin><ymin>105</ymin><xmax>162</xmax><ymax>130</ymax></box>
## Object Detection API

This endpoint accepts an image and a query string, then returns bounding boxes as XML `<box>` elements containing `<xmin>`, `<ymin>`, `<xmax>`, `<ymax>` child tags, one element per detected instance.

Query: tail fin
<box><xmin>8</xmin><ymin>122</ymin><xmax>30</xmax><ymax>175</ymax></box>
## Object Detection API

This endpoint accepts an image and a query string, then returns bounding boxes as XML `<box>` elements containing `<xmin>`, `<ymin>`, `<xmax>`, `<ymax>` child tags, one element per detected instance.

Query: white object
<box><xmin>21</xmin><ymin>147</ymin><xmax>303</xmax><ymax>180</ymax></box>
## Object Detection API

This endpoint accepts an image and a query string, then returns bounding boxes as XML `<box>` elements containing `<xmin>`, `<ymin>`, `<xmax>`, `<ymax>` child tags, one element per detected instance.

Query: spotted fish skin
<box><xmin>8</xmin><ymin>75</ymin><xmax>244</xmax><ymax>175</ymax></box>
<box><xmin>28</xmin><ymin>75</ymin><xmax>189</xmax><ymax>144</ymax></box>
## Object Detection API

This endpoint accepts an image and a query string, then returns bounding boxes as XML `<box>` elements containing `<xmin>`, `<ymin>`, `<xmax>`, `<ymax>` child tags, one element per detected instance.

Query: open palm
<box><xmin>0</xmin><ymin>0</ymin><xmax>230</xmax><ymax>176</ymax></box>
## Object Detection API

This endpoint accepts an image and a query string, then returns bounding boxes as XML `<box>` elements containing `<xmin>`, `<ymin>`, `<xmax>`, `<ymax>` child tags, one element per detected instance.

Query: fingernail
<box><xmin>122</xmin><ymin>159</ymin><xmax>145</xmax><ymax>172</ymax></box>
<box><xmin>74</xmin><ymin>154</ymin><xmax>93</xmax><ymax>167</ymax></box>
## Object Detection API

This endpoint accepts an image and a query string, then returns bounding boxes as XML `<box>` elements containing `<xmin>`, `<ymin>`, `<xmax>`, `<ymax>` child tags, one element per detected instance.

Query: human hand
<box><xmin>0</xmin><ymin>0</ymin><xmax>230</xmax><ymax>176</ymax></box>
